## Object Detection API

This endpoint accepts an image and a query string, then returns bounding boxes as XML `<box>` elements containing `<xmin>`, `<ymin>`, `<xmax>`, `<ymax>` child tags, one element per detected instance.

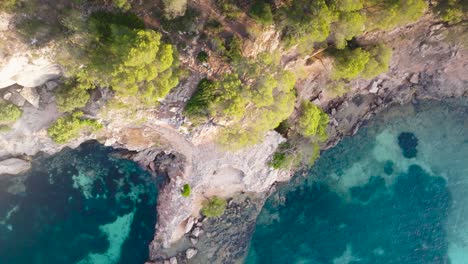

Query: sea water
<box><xmin>247</xmin><ymin>99</ymin><xmax>468</xmax><ymax>264</ymax></box>
<box><xmin>0</xmin><ymin>141</ymin><xmax>158</xmax><ymax>264</ymax></box>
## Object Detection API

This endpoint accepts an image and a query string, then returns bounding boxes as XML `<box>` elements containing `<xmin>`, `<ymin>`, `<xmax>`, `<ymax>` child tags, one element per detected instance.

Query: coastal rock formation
<box><xmin>0</xmin><ymin>158</ymin><xmax>30</xmax><ymax>175</ymax></box>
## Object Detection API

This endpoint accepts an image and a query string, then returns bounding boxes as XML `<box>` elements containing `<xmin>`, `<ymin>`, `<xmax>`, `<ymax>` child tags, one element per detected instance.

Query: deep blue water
<box><xmin>0</xmin><ymin>141</ymin><xmax>157</xmax><ymax>264</ymax></box>
<box><xmin>247</xmin><ymin>99</ymin><xmax>468</xmax><ymax>264</ymax></box>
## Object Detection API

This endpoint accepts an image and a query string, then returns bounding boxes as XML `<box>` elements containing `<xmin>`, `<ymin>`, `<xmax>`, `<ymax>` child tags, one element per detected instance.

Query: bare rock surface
<box><xmin>0</xmin><ymin>158</ymin><xmax>31</xmax><ymax>175</ymax></box>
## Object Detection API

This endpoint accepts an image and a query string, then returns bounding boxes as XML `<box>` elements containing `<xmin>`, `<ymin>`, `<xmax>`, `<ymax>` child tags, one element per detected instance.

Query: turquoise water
<box><xmin>0</xmin><ymin>141</ymin><xmax>158</xmax><ymax>264</ymax></box>
<box><xmin>247</xmin><ymin>99</ymin><xmax>468</xmax><ymax>264</ymax></box>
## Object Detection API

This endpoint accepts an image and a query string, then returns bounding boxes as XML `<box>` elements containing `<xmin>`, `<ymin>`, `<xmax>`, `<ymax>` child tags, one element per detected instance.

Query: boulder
<box><xmin>8</xmin><ymin>92</ymin><xmax>26</xmax><ymax>107</ymax></box>
<box><xmin>0</xmin><ymin>158</ymin><xmax>31</xmax><ymax>175</ymax></box>
<box><xmin>19</xmin><ymin>87</ymin><xmax>40</xmax><ymax>108</ymax></box>
<box><xmin>186</xmin><ymin>248</ymin><xmax>198</xmax><ymax>259</ymax></box>
<box><xmin>409</xmin><ymin>73</ymin><xmax>419</xmax><ymax>84</ymax></box>
<box><xmin>192</xmin><ymin>227</ymin><xmax>202</xmax><ymax>237</ymax></box>
<box><xmin>169</xmin><ymin>257</ymin><xmax>177</xmax><ymax>264</ymax></box>
<box><xmin>184</xmin><ymin>217</ymin><xmax>195</xmax><ymax>234</ymax></box>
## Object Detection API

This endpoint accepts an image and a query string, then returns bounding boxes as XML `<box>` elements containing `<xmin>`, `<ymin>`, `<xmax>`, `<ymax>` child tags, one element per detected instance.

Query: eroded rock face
<box><xmin>0</xmin><ymin>158</ymin><xmax>30</xmax><ymax>175</ymax></box>
<box><xmin>0</xmin><ymin>55</ymin><xmax>62</xmax><ymax>89</ymax></box>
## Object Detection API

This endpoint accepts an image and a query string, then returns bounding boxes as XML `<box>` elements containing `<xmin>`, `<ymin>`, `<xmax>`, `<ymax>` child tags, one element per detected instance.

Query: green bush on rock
<box><xmin>332</xmin><ymin>45</ymin><xmax>392</xmax><ymax>80</ymax></box>
<box><xmin>201</xmin><ymin>196</ymin><xmax>227</xmax><ymax>218</ymax></box>
<box><xmin>47</xmin><ymin>112</ymin><xmax>102</xmax><ymax>144</ymax></box>
<box><xmin>181</xmin><ymin>184</ymin><xmax>191</xmax><ymax>197</ymax></box>
<box><xmin>297</xmin><ymin>101</ymin><xmax>329</xmax><ymax>141</ymax></box>
<box><xmin>0</xmin><ymin>100</ymin><xmax>22</xmax><ymax>124</ymax></box>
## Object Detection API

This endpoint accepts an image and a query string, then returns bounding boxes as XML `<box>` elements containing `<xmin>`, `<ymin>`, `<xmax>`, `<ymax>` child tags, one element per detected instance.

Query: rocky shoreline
<box><xmin>0</xmin><ymin>10</ymin><xmax>466</xmax><ymax>264</ymax></box>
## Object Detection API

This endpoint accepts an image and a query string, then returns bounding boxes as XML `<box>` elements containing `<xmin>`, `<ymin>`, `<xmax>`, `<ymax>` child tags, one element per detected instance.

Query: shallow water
<box><xmin>0</xmin><ymin>141</ymin><xmax>158</xmax><ymax>264</ymax></box>
<box><xmin>247</xmin><ymin>99</ymin><xmax>468</xmax><ymax>264</ymax></box>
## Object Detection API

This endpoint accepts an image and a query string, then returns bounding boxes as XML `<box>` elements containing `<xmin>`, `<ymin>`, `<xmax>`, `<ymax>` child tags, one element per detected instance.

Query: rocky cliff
<box><xmin>0</xmin><ymin>8</ymin><xmax>467</xmax><ymax>264</ymax></box>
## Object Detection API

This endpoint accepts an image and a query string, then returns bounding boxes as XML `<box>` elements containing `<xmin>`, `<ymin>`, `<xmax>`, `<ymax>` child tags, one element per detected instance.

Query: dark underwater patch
<box><xmin>383</xmin><ymin>160</ymin><xmax>394</xmax><ymax>175</ymax></box>
<box><xmin>398</xmin><ymin>132</ymin><xmax>418</xmax><ymax>158</ymax></box>
<box><xmin>0</xmin><ymin>141</ymin><xmax>157</xmax><ymax>264</ymax></box>
<box><xmin>248</xmin><ymin>165</ymin><xmax>452</xmax><ymax>264</ymax></box>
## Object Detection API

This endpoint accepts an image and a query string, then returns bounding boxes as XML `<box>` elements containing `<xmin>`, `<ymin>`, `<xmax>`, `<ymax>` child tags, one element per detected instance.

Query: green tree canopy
<box><xmin>297</xmin><ymin>101</ymin><xmax>329</xmax><ymax>141</ymax></box>
<box><xmin>332</xmin><ymin>47</ymin><xmax>370</xmax><ymax>80</ymax></box>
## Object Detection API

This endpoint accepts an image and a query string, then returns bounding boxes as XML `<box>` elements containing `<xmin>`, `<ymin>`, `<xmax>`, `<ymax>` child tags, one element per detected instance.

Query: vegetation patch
<box><xmin>0</xmin><ymin>100</ymin><xmax>22</xmax><ymax>125</ymax></box>
<box><xmin>181</xmin><ymin>184</ymin><xmax>191</xmax><ymax>197</ymax></box>
<box><xmin>47</xmin><ymin>111</ymin><xmax>102</xmax><ymax>144</ymax></box>
<box><xmin>201</xmin><ymin>196</ymin><xmax>227</xmax><ymax>218</ymax></box>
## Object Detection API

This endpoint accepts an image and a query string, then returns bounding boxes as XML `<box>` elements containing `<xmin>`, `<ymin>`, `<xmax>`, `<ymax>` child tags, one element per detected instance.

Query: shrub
<box><xmin>196</xmin><ymin>51</ymin><xmax>209</xmax><ymax>63</ymax></box>
<box><xmin>0</xmin><ymin>100</ymin><xmax>22</xmax><ymax>124</ymax></box>
<box><xmin>181</xmin><ymin>184</ymin><xmax>191</xmax><ymax>197</ymax></box>
<box><xmin>435</xmin><ymin>0</ymin><xmax>467</xmax><ymax>23</ymax></box>
<box><xmin>331</xmin><ymin>47</ymin><xmax>370</xmax><ymax>80</ymax></box>
<box><xmin>113</xmin><ymin>0</ymin><xmax>131</xmax><ymax>10</ymax></box>
<box><xmin>163</xmin><ymin>0</ymin><xmax>188</xmax><ymax>18</ymax></box>
<box><xmin>55</xmin><ymin>80</ymin><xmax>92</xmax><ymax>113</ymax></box>
<box><xmin>47</xmin><ymin>111</ymin><xmax>102</xmax><ymax>144</ymax></box>
<box><xmin>249</xmin><ymin>1</ymin><xmax>274</xmax><ymax>25</ymax></box>
<box><xmin>364</xmin><ymin>0</ymin><xmax>427</xmax><ymax>30</ymax></box>
<box><xmin>215</xmin><ymin>0</ymin><xmax>243</xmax><ymax>21</ymax></box>
<box><xmin>360</xmin><ymin>44</ymin><xmax>392</xmax><ymax>79</ymax></box>
<box><xmin>297</xmin><ymin>101</ymin><xmax>329</xmax><ymax>141</ymax></box>
<box><xmin>0</xmin><ymin>0</ymin><xmax>17</xmax><ymax>11</ymax></box>
<box><xmin>201</xmin><ymin>196</ymin><xmax>227</xmax><ymax>218</ymax></box>
<box><xmin>225</xmin><ymin>35</ymin><xmax>243</xmax><ymax>62</ymax></box>
<box><xmin>159</xmin><ymin>7</ymin><xmax>200</xmax><ymax>33</ymax></box>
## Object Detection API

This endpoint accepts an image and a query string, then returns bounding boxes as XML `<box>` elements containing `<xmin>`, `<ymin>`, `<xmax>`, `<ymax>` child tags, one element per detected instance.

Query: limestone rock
<box><xmin>169</xmin><ymin>257</ymin><xmax>177</xmax><ymax>264</ymax></box>
<box><xmin>45</xmin><ymin>81</ymin><xmax>58</xmax><ymax>91</ymax></box>
<box><xmin>19</xmin><ymin>87</ymin><xmax>40</xmax><ymax>108</ymax></box>
<box><xmin>7</xmin><ymin>92</ymin><xmax>26</xmax><ymax>107</ymax></box>
<box><xmin>186</xmin><ymin>248</ymin><xmax>198</xmax><ymax>259</ymax></box>
<box><xmin>184</xmin><ymin>217</ymin><xmax>195</xmax><ymax>234</ymax></box>
<box><xmin>192</xmin><ymin>227</ymin><xmax>202</xmax><ymax>237</ymax></box>
<box><xmin>0</xmin><ymin>55</ymin><xmax>62</xmax><ymax>89</ymax></box>
<box><xmin>0</xmin><ymin>158</ymin><xmax>31</xmax><ymax>175</ymax></box>
<box><xmin>409</xmin><ymin>73</ymin><xmax>419</xmax><ymax>84</ymax></box>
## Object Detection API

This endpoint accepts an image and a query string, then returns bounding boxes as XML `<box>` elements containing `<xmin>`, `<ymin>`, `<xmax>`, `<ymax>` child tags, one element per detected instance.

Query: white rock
<box><xmin>409</xmin><ymin>73</ymin><xmax>419</xmax><ymax>84</ymax></box>
<box><xmin>184</xmin><ymin>217</ymin><xmax>195</xmax><ymax>234</ymax></box>
<box><xmin>0</xmin><ymin>158</ymin><xmax>31</xmax><ymax>175</ymax></box>
<box><xmin>192</xmin><ymin>227</ymin><xmax>202</xmax><ymax>237</ymax></box>
<box><xmin>3</xmin><ymin>92</ymin><xmax>11</xmax><ymax>100</ymax></box>
<box><xmin>19</xmin><ymin>87</ymin><xmax>40</xmax><ymax>108</ymax></box>
<box><xmin>169</xmin><ymin>257</ymin><xmax>177</xmax><ymax>264</ymax></box>
<box><xmin>186</xmin><ymin>248</ymin><xmax>198</xmax><ymax>259</ymax></box>
<box><xmin>369</xmin><ymin>81</ymin><xmax>380</xmax><ymax>94</ymax></box>
<box><xmin>190</xmin><ymin>237</ymin><xmax>198</xmax><ymax>245</ymax></box>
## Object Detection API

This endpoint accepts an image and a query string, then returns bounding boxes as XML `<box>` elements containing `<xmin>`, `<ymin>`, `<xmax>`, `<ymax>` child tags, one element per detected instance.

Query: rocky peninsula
<box><xmin>0</xmin><ymin>1</ymin><xmax>466</xmax><ymax>263</ymax></box>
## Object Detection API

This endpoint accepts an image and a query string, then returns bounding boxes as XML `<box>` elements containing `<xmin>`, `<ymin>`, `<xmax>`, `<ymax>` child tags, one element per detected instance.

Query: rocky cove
<box><xmin>0</xmin><ymin>6</ymin><xmax>467</xmax><ymax>264</ymax></box>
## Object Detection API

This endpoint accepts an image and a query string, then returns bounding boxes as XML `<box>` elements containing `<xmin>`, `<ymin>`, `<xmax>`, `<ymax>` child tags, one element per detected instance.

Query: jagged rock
<box><xmin>45</xmin><ymin>81</ymin><xmax>58</xmax><ymax>91</ymax></box>
<box><xmin>186</xmin><ymin>248</ymin><xmax>198</xmax><ymax>259</ymax></box>
<box><xmin>8</xmin><ymin>92</ymin><xmax>26</xmax><ymax>107</ymax></box>
<box><xmin>169</xmin><ymin>257</ymin><xmax>177</xmax><ymax>264</ymax></box>
<box><xmin>192</xmin><ymin>227</ymin><xmax>202</xmax><ymax>237</ymax></box>
<box><xmin>369</xmin><ymin>80</ymin><xmax>380</xmax><ymax>94</ymax></box>
<box><xmin>0</xmin><ymin>158</ymin><xmax>31</xmax><ymax>175</ymax></box>
<box><xmin>19</xmin><ymin>87</ymin><xmax>40</xmax><ymax>108</ymax></box>
<box><xmin>409</xmin><ymin>73</ymin><xmax>419</xmax><ymax>84</ymax></box>
<box><xmin>0</xmin><ymin>55</ymin><xmax>62</xmax><ymax>89</ymax></box>
<box><xmin>190</xmin><ymin>237</ymin><xmax>198</xmax><ymax>245</ymax></box>
<box><xmin>185</xmin><ymin>217</ymin><xmax>195</xmax><ymax>234</ymax></box>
